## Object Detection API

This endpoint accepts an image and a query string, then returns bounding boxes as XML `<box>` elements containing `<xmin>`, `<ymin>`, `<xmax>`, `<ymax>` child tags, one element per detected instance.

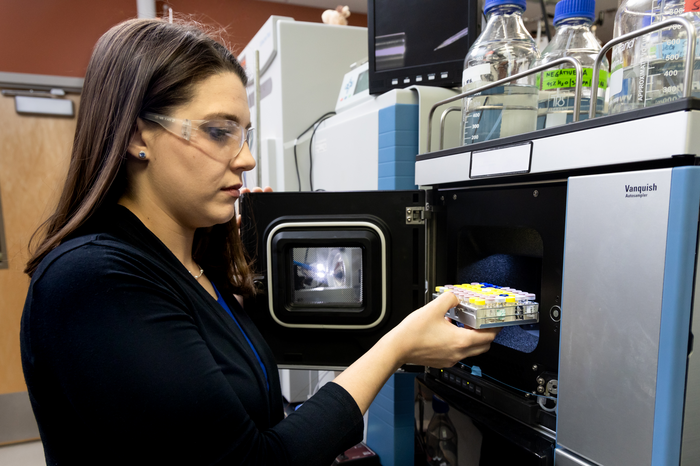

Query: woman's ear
<box><xmin>127</xmin><ymin>118</ymin><xmax>149</xmax><ymax>160</ymax></box>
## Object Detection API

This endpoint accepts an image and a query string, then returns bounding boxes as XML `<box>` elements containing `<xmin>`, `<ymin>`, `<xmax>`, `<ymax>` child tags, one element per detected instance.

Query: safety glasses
<box><xmin>141</xmin><ymin>112</ymin><xmax>255</xmax><ymax>161</ymax></box>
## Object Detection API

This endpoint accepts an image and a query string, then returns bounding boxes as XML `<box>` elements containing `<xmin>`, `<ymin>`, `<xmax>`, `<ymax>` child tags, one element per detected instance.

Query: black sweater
<box><xmin>20</xmin><ymin>205</ymin><xmax>363</xmax><ymax>465</ymax></box>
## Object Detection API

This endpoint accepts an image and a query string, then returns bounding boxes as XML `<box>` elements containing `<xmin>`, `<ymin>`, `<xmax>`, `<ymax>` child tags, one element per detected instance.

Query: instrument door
<box><xmin>240</xmin><ymin>190</ymin><xmax>426</xmax><ymax>369</ymax></box>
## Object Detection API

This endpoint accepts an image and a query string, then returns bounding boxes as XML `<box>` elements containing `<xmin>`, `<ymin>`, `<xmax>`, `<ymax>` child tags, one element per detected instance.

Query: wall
<box><xmin>163</xmin><ymin>0</ymin><xmax>367</xmax><ymax>55</ymax></box>
<box><xmin>0</xmin><ymin>0</ymin><xmax>367</xmax><ymax>78</ymax></box>
<box><xmin>0</xmin><ymin>0</ymin><xmax>137</xmax><ymax>77</ymax></box>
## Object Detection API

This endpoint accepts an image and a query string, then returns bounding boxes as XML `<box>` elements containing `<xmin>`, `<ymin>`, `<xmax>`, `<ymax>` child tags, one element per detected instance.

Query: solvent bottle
<box><xmin>609</xmin><ymin>0</ymin><xmax>700</xmax><ymax>114</ymax></box>
<box><xmin>426</xmin><ymin>395</ymin><xmax>458</xmax><ymax>466</ymax></box>
<box><xmin>461</xmin><ymin>0</ymin><xmax>540</xmax><ymax>145</ymax></box>
<box><xmin>535</xmin><ymin>0</ymin><xmax>608</xmax><ymax>128</ymax></box>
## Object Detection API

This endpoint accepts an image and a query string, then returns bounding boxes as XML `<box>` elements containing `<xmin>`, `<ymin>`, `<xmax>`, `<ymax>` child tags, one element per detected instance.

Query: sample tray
<box><xmin>433</xmin><ymin>282</ymin><xmax>540</xmax><ymax>329</ymax></box>
<box><xmin>445</xmin><ymin>302</ymin><xmax>540</xmax><ymax>329</ymax></box>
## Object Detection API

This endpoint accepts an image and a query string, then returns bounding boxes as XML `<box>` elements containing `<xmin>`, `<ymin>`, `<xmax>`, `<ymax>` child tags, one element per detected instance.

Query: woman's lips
<box><xmin>221</xmin><ymin>184</ymin><xmax>242</xmax><ymax>196</ymax></box>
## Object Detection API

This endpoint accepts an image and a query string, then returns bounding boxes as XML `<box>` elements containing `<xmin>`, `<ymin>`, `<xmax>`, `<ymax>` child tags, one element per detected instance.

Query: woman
<box><xmin>20</xmin><ymin>18</ymin><xmax>498</xmax><ymax>465</ymax></box>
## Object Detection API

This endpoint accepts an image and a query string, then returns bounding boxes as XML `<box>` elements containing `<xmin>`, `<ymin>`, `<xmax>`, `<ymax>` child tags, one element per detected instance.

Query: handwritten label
<box><xmin>536</xmin><ymin>68</ymin><xmax>609</xmax><ymax>90</ymax></box>
<box><xmin>685</xmin><ymin>0</ymin><xmax>700</xmax><ymax>13</ymax></box>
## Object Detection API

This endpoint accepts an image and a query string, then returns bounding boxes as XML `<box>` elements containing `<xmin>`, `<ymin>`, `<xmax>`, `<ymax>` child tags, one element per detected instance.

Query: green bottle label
<box><xmin>536</xmin><ymin>68</ymin><xmax>609</xmax><ymax>90</ymax></box>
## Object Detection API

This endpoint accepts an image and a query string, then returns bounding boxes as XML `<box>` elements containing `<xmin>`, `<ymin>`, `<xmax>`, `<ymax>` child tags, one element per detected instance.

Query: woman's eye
<box><xmin>204</xmin><ymin>126</ymin><xmax>232</xmax><ymax>142</ymax></box>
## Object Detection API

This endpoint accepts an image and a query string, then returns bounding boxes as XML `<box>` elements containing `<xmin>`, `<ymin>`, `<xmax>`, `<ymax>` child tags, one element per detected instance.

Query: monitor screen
<box><xmin>368</xmin><ymin>0</ymin><xmax>480</xmax><ymax>95</ymax></box>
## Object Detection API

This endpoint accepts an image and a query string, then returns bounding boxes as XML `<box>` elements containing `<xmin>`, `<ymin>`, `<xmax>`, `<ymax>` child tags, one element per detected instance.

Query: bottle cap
<box><xmin>554</xmin><ymin>0</ymin><xmax>596</xmax><ymax>25</ymax></box>
<box><xmin>484</xmin><ymin>0</ymin><xmax>526</xmax><ymax>14</ymax></box>
<box><xmin>432</xmin><ymin>394</ymin><xmax>450</xmax><ymax>414</ymax></box>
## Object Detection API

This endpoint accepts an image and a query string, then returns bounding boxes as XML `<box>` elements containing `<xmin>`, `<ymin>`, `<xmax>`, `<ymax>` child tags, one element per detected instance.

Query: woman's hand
<box><xmin>387</xmin><ymin>291</ymin><xmax>499</xmax><ymax>368</ymax></box>
<box><xmin>332</xmin><ymin>291</ymin><xmax>498</xmax><ymax>414</ymax></box>
<box><xmin>239</xmin><ymin>186</ymin><xmax>273</xmax><ymax>195</ymax></box>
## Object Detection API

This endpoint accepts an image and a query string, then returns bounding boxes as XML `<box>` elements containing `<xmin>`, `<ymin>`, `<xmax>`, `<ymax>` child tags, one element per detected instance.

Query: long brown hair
<box><xmin>25</xmin><ymin>18</ymin><xmax>256</xmax><ymax>296</ymax></box>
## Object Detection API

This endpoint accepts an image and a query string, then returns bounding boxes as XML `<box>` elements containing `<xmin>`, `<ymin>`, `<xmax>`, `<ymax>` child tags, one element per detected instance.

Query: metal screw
<box><xmin>533</xmin><ymin>190</ymin><xmax>539</xmax><ymax>198</ymax></box>
<box><xmin>453</xmin><ymin>194</ymin><xmax>457</xmax><ymax>200</ymax></box>
<box><xmin>536</xmin><ymin>386</ymin><xmax>545</xmax><ymax>394</ymax></box>
<box><xmin>407</xmin><ymin>217</ymin><xmax>412</xmax><ymax>223</ymax></box>
<box><xmin>536</xmin><ymin>377</ymin><xmax>545</xmax><ymax>385</ymax></box>
<box><xmin>407</xmin><ymin>209</ymin><xmax>412</xmax><ymax>214</ymax></box>
<box><xmin>440</xmin><ymin>196</ymin><xmax>445</xmax><ymax>201</ymax></box>
<box><xmin>532</xmin><ymin>365</ymin><xmax>539</xmax><ymax>372</ymax></box>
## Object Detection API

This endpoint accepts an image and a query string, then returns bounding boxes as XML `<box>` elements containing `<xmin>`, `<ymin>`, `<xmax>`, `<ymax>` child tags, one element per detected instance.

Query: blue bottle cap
<box><xmin>432</xmin><ymin>395</ymin><xmax>450</xmax><ymax>414</ymax></box>
<box><xmin>554</xmin><ymin>0</ymin><xmax>596</xmax><ymax>25</ymax></box>
<box><xmin>484</xmin><ymin>0</ymin><xmax>527</xmax><ymax>14</ymax></box>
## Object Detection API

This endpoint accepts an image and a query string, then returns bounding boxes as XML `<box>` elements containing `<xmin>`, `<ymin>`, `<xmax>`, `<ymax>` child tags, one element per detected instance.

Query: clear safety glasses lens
<box><xmin>142</xmin><ymin>113</ymin><xmax>253</xmax><ymax>160</ymax></box>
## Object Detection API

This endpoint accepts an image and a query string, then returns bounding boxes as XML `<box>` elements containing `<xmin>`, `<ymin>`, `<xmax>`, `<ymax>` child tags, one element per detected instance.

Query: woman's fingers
<box><xmin>428</xmin><ymin>290</ymin><xmax>460</xmax><ymax>314</ymax></box>
<box><xmin>240</xmin><ymin>186</ymin><xmax>273</xmax><ymax>195</ymax></box>
<box><xmin>454</xmin><ymin>335</ymin><xmax>497</xmax><ymax>360</ymax></box>
<box><xmin>423</xmin><ymin>329</ymin><xmax>498</xmax><ymax>368</ymax></box>
<box><xmin>391</xmin><ymin>290</ymin><xmax>501</xmax><ymax>368</ymax></box>
<box><xmin>460</xmin><ymin>326</ymin><xmax>500</xmax><ymax>348</ymax></box>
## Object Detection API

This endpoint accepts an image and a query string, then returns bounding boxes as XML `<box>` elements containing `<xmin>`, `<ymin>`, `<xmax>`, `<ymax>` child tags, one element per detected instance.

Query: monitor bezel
<box><xmin>367</xmin><ymin>0</ymin><xmax>480</xmax><ymax>95</ymax></box>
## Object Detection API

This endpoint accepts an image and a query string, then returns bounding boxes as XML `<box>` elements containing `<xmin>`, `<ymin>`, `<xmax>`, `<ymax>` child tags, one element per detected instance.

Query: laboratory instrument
<box><xmin>240</xmin><ymin>17</ymin><xmax>700</xmax><ymax>466</ymax></box>
<box><xmin>239</xmin><ymin>16</ymin><xmax>367</xmax><ymax>191</ymax></box>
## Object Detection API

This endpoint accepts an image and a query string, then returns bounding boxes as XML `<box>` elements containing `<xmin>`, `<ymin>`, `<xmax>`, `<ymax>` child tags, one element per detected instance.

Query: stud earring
<box><xmin>138</xmin><ymin>151</ymin><xmax>147</xmax><ymax>160</ymax></box>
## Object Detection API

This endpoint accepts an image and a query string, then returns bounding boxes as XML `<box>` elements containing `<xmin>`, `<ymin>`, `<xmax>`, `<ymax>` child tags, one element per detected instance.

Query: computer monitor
<box><xmin>368</xmin><ymin>0</ymin><xmax>480</xmax><ymax>95</ymax></box>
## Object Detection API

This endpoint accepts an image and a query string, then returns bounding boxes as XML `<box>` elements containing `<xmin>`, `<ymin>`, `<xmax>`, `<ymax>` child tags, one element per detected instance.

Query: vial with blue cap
<box><xmin>534</xmin><ymin>0</ymin><xmax>608</xmax><ymax>129</ymax></box>
<box><xmin>609</xmin><ymin>0</ymin><xmax>700</xmax><ymax>114</ymax></box>
<box><xmin>461</xmin><ymin>0</ymin><xmax>540</xmax><ymax>146</ymax></box>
